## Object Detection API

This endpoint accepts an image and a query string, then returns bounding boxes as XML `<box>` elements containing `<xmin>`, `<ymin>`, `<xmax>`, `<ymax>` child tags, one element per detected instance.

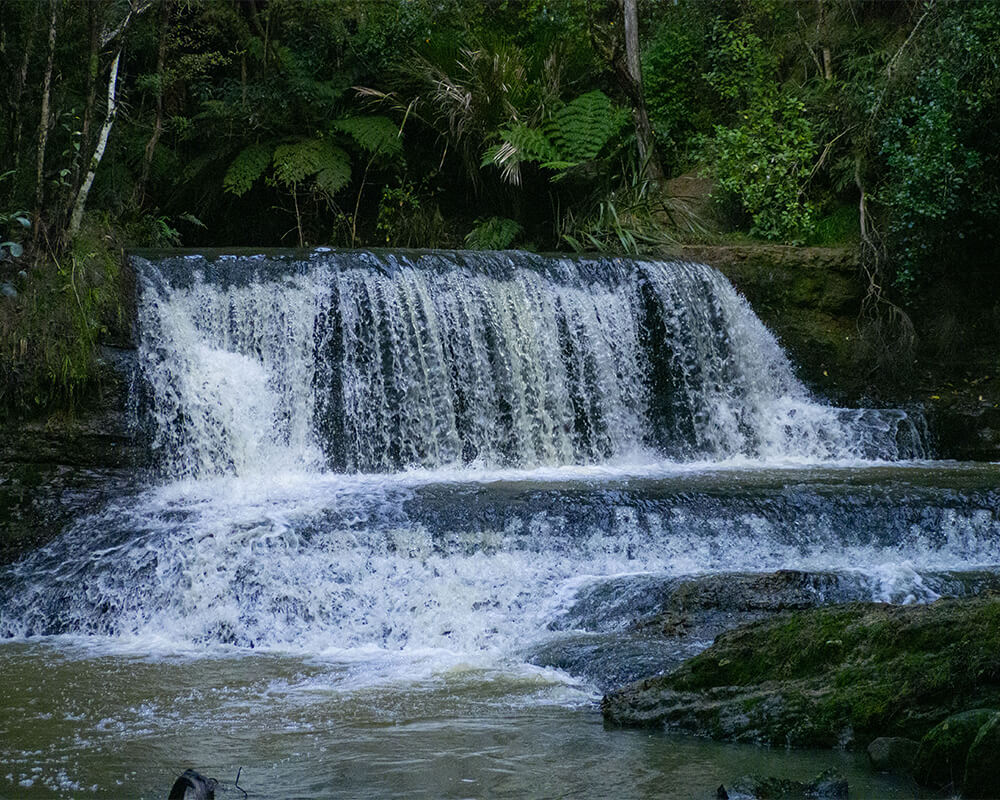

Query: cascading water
<box><xmin>134</xmin><ymin>249</ymin><xmax>925</xmax><ymax>477</ymax></box>
<box><xmin>2</xmin><ymin>249</ymin><xmax>998</xmax><ymax>798</ymax></box>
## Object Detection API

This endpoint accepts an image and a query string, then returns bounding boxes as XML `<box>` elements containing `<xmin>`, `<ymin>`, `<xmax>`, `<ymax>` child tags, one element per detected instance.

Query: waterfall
<box><xmin>2</xmin><ymin>248</ymin><xmax>961</xmax><ymax>657</ymax></box>
<box><xmin>1</xmin><ymin>248</ymin><xmax>995</xmax><ymax>800</ymax></box>
<box><xmin>134</xmin><ymin>248</ymin><xmax>925</xmax><ymax>477</ymax></box>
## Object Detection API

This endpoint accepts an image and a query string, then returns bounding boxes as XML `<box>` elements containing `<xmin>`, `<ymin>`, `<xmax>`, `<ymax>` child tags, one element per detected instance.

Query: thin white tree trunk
<box><xmin>69</xmin><ymin>50</ymin><xmax>121</xmax><ymax>236</ymax></box>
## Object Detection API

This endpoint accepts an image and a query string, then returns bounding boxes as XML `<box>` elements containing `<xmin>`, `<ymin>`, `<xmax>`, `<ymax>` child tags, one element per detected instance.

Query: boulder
<box><xmin>603</xmin><ymin>597</ymin><xmax>1000</xmax><ymax>748</ymax></box>
<box><xmin>912</xmin><ymin>709</ymin><xmax>1000</xmax><ymax>790</ymax></box>
<box><xmin>866</xmin><ymin>736</ymin><xmax>919</xmax><ymax>773</ymax></box>
<box><xmin>962</xmin><ymin>712</ymin><xmax>1000</xmax><ymax>798</ymax></box>
<box><xmin>722</xmin><ymin>769</ymin><xmax>847</xmax><ymax>799</ymax></box>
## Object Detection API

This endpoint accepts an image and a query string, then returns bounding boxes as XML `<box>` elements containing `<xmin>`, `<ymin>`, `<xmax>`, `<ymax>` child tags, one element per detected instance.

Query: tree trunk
<box><xmin>69</xmin><ymin>51</ymin><xmax>122</xmax><ymax>237</ymax></box>
<box><xmin>817</xmin><ymin>0</ymin><xmax>833</xmax><ymax>80</ymax></box>
<box><xmin>66</xmin><ymin>0</ymin><xmax>103</xmax><ymax>229</ymax></box>
<box><xmin>67</xmin><ymin>0</ymin><xmax>155</xmax><ymax>238</ymax></box>
<box><xmin>621</xmin><ymin>0</ymin><xmax>663</xmax><ymax>182</ymax></box>
<box><xmin>10</xmin><ymin>2</ymin><xmax>40</xmax><ymax>180</ymax></box>
<box><xmin>132</xmin><ymin>0</ymin><xmax>170</xmax><ymax>207</ymax></box>
<box><xmin>33</xmin><ymin>0</ymin><xmax>59</xmax><ymax>250</ymax></box>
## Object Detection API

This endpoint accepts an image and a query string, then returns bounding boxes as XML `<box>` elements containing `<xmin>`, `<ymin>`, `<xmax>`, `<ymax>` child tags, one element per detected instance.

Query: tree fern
<box><xmin>225</xmin><ymin>137</ymin><xmax>352</xmax><ymax>199</ymax></box>
<box><xmin>545</xmin><ymin>90</ymin><xmax>624</xmax><ymax>164</ymax></box>
<box><xmin>272</xmin><ymin>138</ymin><xmax>351</xmax><ymax>193</ymax></box>
<box><xmin>223</xmin><ymin>143</ymin><xmax>272</xmax><ymax>196</ymax></box>
<box><xmin>312</xmin><ymin>151</ymin><xmax>352</xmax><ymax>195</ymax></box>
<box><xmin>465</xmin><ymin>216</ymin><xmax>523</xmax><ymax>249</ymax></box>
<box><xmin>482</xmin><ymin>123</ymin><xmax>559</xmax><ymax>184</ymax></box>
<box><xmin>333</xmin><ymin>116</ymin><xmax>402</xmax><ymax>157</ymax></box>
<box><xmin>482</xmin><ymin>91</ymin><xmax>625</xmax><ymax>184</ymax></box>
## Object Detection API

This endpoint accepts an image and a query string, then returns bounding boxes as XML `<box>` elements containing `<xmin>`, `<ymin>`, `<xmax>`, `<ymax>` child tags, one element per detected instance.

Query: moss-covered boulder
<box><xmin>911</xmin><ymin>709</ymin><xmax>999</xmax><ymax>790</ymax></box>
<box><xmin>602</xmin><ymin>597</ymin><xmax>1000</xmax><ymax>748</ymax></box>
<box><xmin>962</xmin><ymin>713</ymin><xmax>1000</xmax><ymax>799</ymax></box>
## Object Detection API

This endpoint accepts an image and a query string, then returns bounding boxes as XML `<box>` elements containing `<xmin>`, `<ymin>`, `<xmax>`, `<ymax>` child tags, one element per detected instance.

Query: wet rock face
<box><xmin>601</xmin><ymin>597</ymin><xmax>1000</xmax><ymax>749</ymax></box>
<box><xmin>926</xmin><ymin>400</ymin><xmax>1000</xmax><ymax>462</ymax></box>
<box><xmin>0</xmin><ymin>357</ymin><xmax>147</xmax><ymax>564</ymax></box>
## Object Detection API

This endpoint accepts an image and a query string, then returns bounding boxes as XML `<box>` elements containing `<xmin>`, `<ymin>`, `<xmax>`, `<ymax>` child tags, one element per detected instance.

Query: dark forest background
<box><xmin>2</xmin><ymin>0</ymin><xmax>999</xmax><ymax>412</ymax></box>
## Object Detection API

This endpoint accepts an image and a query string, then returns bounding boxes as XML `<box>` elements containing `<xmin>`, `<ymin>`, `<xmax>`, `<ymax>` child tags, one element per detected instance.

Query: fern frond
<box><xmin>334</xmin><ymin>116</ymin><xmax>403</xmax><ymax>157</ymax></box>
<box><xmin>223</xmin><ymin>142</ymin><xmax>273</xmax><ymax>196</ymax></box>
<box><xmin>546</xmin><ymin>90</ymin><xmax>623</xmax><ymax>163</ymax></box>
<box><xmin>465</xmin><ymin>216</ymin><xmax>523</xmax><ymax>250</ymax></box>
<box><xmin>313</xmin><ymin>146</ymin><xmax>351</xmax><ymax>195</ymax></box>
<box><xmin>482</xmin><ymin>123</ymin><xmax>557</xmax><ymax>185</ymax></box>
<box><xmin>502</xmin><ymin>123</ymin><xmax>559</xmax><ymax>163</ymax></box>
<box><xmin>272</xmin><ymin>138</ymin><xmax>351</xmax><ymax>195</ymax></box>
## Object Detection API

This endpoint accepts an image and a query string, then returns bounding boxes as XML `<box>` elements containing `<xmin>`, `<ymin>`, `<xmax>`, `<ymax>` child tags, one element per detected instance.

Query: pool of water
<box><xmin>1</xmin><ymin>461</ymin><xmax>994</xmax><ymax>798</ymax></box>
<box><xmin>0</xmin><ymin>642</ymin><xmax>929</xmax><ymax>799</ymax></box>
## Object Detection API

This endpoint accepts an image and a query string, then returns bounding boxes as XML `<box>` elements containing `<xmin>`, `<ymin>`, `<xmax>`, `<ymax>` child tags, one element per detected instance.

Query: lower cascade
<box><xmin>3</xmin><ymin>249</ymin><xmax>999</xmax><ymax>797</ymax></box>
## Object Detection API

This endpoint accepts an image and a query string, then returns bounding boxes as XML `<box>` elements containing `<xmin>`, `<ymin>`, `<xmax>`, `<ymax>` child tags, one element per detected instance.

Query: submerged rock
<box><xmin>721</xmin><ymin>769</ymin><xmax>847</xmax><ymax>799</ymax></box>
<box><xmin>866</xmin><ymin>736</ymin><xmax>919</xmax><ymax>773</ymax></box>
<box><xmin>602</xmin><ymin>596</ymin><xmax>1000</xmax><ymax>749</ymax></box>
<box><xmin>167</xmin><ymin>768</ymin><xmax>217</xmax><ymax>799</ymax></box>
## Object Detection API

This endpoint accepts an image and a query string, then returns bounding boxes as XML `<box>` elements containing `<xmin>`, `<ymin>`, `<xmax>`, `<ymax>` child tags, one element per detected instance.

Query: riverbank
<box><xmin>603</xmin><ymin>592</ymin><xmax>1000</xmax><ymax>796</ymax></box>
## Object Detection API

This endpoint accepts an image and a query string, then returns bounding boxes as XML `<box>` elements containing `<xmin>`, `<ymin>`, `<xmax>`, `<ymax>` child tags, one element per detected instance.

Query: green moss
<box><xmin>607</xmin><ymin>597</ymin><xmax>1000</xmax><ymax>747</ymax></box>
<box><xmin>964</xmin><ymin>713</ymin><xmax>1000</xmax><ymax>798</ymax></box>
<box><xmin>914</xmin><ymin>709</ymin><xmax>1000</xmax><ymax>789</ymax></box>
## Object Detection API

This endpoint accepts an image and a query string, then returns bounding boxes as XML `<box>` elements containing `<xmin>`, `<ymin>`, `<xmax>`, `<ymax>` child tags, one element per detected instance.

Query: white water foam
<box><xmin>135</xmin><ymin>251</ymin><xmax>926</xmax><ymax>477</ymax></box>
<box><xmin>0</xmin><ymin>250</ymin><xmax>964</xmax><ymax>696</ymax></box>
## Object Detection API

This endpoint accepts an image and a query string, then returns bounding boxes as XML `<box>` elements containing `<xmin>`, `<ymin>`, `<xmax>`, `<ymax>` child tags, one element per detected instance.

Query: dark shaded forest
<box><xmin>1</xmin><ymin>0</ymin><xmax>999</xmax><ymax>413</ymax></box>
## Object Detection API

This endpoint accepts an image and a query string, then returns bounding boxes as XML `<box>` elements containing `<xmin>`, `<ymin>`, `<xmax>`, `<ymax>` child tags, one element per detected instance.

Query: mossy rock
<box><xmin>602</xmin><ymin>597</ymin><xmax>1000</xmax><ymax>748</ymax></box>
<box><xmin>962</xmin><ymin>713</ymin><xmax>1000</xmax><ymax>798</ymax></box>
<box><xmin>912</xmin><ymin>709</ymin><xmax>999</xmax><ymax>789</ymax></box>
<box><xmin>726</xmin><ymin>768</ymin><xmax>847</xmax><ymax>799</ymax></box>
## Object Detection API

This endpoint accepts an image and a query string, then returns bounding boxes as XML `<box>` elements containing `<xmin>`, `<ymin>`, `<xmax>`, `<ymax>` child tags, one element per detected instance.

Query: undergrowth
<box><xmin>0</xmin><ymin>219</ymin><xmax>127</xmax><ymax>416</ymax></box>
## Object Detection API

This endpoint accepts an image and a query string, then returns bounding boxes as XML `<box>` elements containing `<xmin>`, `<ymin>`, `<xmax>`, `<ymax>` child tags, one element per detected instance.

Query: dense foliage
<box><xmin>1</xmin><ymin>0</ymin><xmax>999</xmax><ymax>412</ymax></box>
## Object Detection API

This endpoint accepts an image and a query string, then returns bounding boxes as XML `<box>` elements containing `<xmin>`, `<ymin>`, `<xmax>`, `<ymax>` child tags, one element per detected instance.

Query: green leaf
<box><xmin>178</xmin><ymin>213</ymin><xmax>207</xmax><ymax>230</ymax></box>
<box><xmin>333</xmin><ymin>116</ymin><xmax>403</xmax><ymax>157</ymax></box>
<box><xmin>223</xmin><ymin>143</ymin><xmax>273</xmax><ymax>196</ymax></box>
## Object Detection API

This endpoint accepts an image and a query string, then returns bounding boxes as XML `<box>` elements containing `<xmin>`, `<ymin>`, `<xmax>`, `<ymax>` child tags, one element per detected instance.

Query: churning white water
<box><xmin>3</xmin><ymin>249</ymin><xmax>986</xmax><ymax>670</ymax></box>
<box><xmin>134</xmin><ymin>250</ymin><xmax>925</xmax><ymax>477</ymax></box>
